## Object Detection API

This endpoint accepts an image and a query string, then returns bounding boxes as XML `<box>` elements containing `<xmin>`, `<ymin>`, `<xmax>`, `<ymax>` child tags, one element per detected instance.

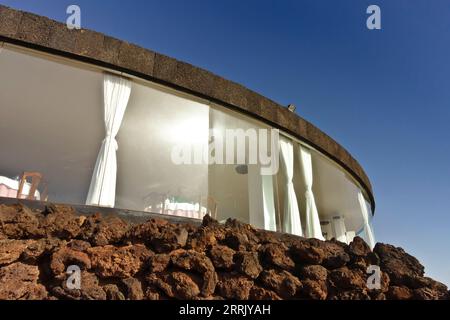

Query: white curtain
<box><xmin>299</xmin><ymin>146</ymin><xmax>324</xmax><ymax>240</ymax></box>
<box><xmin>331</xmin><ymin>216</ymin><xmax>348</xmax><ymax>244</ymax></box>
<box><xmin>248</xmin><ymin>165</ymin><xmax>277</xmax><ymax>231</ymax></box>
<box><xmin>86</xmin><ymin>74</ymin><xmax>132</xmax><ymax>207</ymax></box>
<box><xmin>279</xmin><ymin>138</ymin><xmax>302</xmax><ymax>236</ymax></box>
<box><xmin>358</xmin><ymin>190</ymin><xmax>376</xmax><ymax>249</ymax></box>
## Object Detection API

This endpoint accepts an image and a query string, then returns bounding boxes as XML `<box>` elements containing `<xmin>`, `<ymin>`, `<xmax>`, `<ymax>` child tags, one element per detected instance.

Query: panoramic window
<box><xmin>114</xmin><ymin>81</ymin><xmax>210</xmax><ymax>216</ymax></box>
<box><xmin>208</xmin><ymin>104</ymin><xmax>275</xmax><ymax>225</ymax></box>
<box><xmin>0</xmin><ymin>45</ymin><xmax>374</xmax><ymax>246</ymax></box>
<box><xmin>0</xmin><ymin>47</ymin><xmax>103</xmax><ymax>205</ymax></box>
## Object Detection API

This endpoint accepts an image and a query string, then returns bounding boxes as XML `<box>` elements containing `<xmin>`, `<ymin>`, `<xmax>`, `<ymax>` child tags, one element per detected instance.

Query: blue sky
<box><xmin>1</xmin><ymin>0</ymin><xmax>449</xmax><ymax>285</ymax></box>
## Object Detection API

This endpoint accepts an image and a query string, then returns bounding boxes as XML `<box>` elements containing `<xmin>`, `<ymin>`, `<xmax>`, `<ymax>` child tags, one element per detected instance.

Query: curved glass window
<box><xmin>0</xmin><ymin>45</ymin><xmax>374</xmax><ymax>245</ymax></box>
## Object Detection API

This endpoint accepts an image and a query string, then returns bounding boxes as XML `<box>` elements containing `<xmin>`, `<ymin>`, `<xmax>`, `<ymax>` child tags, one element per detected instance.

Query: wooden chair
<box><xmin>17</xmin><ymin>172</ymin><xmax>47</xmax><ymax>201</ymax></box>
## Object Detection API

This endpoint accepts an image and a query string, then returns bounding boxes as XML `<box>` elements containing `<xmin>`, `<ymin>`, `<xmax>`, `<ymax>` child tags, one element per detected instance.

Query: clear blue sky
<box><xmin>2</xmin><ymin>0</ymin><xmax>449</xmax><ymax>285</ymax></box>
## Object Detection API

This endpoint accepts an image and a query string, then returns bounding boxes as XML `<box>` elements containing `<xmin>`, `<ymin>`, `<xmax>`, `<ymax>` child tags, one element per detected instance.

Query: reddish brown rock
<box><xmin>346</xmin><ymin>237</ymin><xmax>379</xmax><ymax>271</ymax></box>
<box><xmin>126</xmin><ymin>218</ymin><xmax>164</xmax><ymax>242</ymax></box>
<box><xmin>249</xmin><ymin>286</ymin><xmax>282</xmax><ymax>300</ymax></box>
<box><xmin>413</xmin><ymin>287</ymin><xmax>448</xmax><ymax>300</ymax></box>
<box><xmin>370</xmin><ymin>292</ymin><xmax>387</xmax><ymax>300</ymax></box>
<box><xmin>224</xmin><ymin>231</ymin><xmax>252</xmax><ymax>252</ymax></box>
<box><xmin>329</xmin><ymin>289</ymin><xmax>371</xmax><ymax>300</ymax></box>
<box><xmin>386</xmin><ymin>286</ymin><xmax>413</xmax><ymax>300</ymax></box>
<box><xmin>88</xmin><ymin>244</ymin><xmax>152</xmax><ymax>278</ymax></box>
<box><xmin>202</xmin><ymin>271</ymin><xmax>219</xmax><ymax>297</ymax></box>
<box><xmin>86</xmin><ymin>216</ymin><xmax>129</xmax><ymax>246</ymax></box>
<box><xmin>67</xmin><ymin>240</ymin><xmax>91</xmax><ymax>252</ymax></box>
<box><xmin>208</xmin><ymin>245</ymin><xmax>235</xmax><ymax>270</ymax></box>
<box><xmin>103</xmin><ymin>284</ymin><xmax>125</xmax><ymax>300</ymax></box>
<box><xmin>21</xmin><ymin>238</ymin><xmax>64</xmax><ymax>263</ymax></box>
<box><xmin>0</xmin><ymin>239</ymin><xmax>33</xmax><ymax>265</ymax></box>
<box><xmin>201</xmin><ymin>214</ymin><xmax>220</xmax><ymax>228</ymax></box>
<box><xmin>301</xmin><ymin>279</ymin><xmax>328</xmax><ymax>300</ymax></box>
<box><xmin>0</xmin><ymin>203</ymin><xmax>446</xmax><ymax>301</ymax></box>
<box><xmin>147</xmin><ymin>253</ymin><xmax>171</xmax><ymax>273</ymax></box>
<box><xmin>0</xmin><ymin>204</ymin><xmax>44</xmax><ymax>239</ymax></box>
<box><xmin>0</xmin><ymin>262</ymin><xmax>48</xmax><ymax>300</ymax></box>
<box><xmin>127</xmin><ymin>219</ymin><xmax>188</xmax><ymax>253</ymax></box>
<box><xmin>145</xmin><ymin>286</ymin><xmax>161</xmax><ymax>300</ymax></box>
<box><xmin>50</xmin><ymin>246</ymin><xmax>91</xmax><ymax>279</ymax></box>
<box><xmin>52</xmin><ymin>271</ymin><xmax>106</xmax><ymax>300</ymax></box>
<box><xmin>259</xmin><ymin>243</ymin><xmax>295</xmax><ymax>271</ymax></box>
<box><xmin>121</xmin><ymin>277</ymin><xmax>144</xmax><ymax>300</ymax></box>
<box><xmin>216</xmin><ymin>273</ymin><xmax>254</xmax><ymax>300</ymax></box>
<box><xmin>374</xmin><ymin>243</ymin><xmax>424</xmax><ymax>287</ymax></box>
<box><xmin>409</xmin><ymin>278</ymin><xmax>448</xmax><ymax>300</ymax></box>
<box><xmin>188</xmin><ymin>228</ymin><xmax>218</xmax><ymax>252</ymax></box>
<box><xmin>258</xmin><ymin>269</ymin><xmax>302</xmax><ymax>299</ymax></box>
<box><xmin>319</xmin><ymin>240</ymin><xmax>351</xmax><ymax>269</ymax></box>
<box><xmin>234</xmin><ymin>251</ymin><xmax>262</xmax><ymax>279</ymax></box>
<box><xmin>79</xmin><ymin>213</ymin><xmax>102</xmax><ymax>241</ymax></box>
<box><xmin>299</xmin><ymin>265</ymin><xmax>329</xmax><ymax>282</ymax></box>
<box><xmin>42</xmin><ymin>205</ymin><xmax>84</xmax><ymax>239</ymax></box>
<box><xmin>328</xmin><ymin>267</ymin><xmax>367</xmax><ymax>291</ymax></box>
<box><xmin>223</xmin><ymin>219</ymin><xmax>259</xmax><ymax>251</ymax></box>
<box><xmin>151</xmin><ymin>227</ymin><xmax>189</xmax><ymax>253</ymax></box>
<box><xmin>147</xmin><ymin>271</ymin><xmax>201</xmax><ymax>300</ymax></box>
<box><xmin>347</xmin><ymin>237</ymin><xmax>372</xmax><ymax>257</ymax></box>
<box><xmin>290</xmin><ymin>240</ymin><xmax>324</xmax><ymax>265</ymax></box>
<box><xmin>170</xmin><ymin>249</ymin><xmax>215</xmax><ymax>273</ymax></box>
<box><xmin>169</xmin><ymin>249</ymin><xmax>218</xmax><ymax>296</ymax></box>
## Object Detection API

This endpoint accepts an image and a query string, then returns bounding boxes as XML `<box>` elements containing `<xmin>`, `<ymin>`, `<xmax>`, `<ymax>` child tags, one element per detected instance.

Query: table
<box><xmin>0</xmin><ymin>176</ymin><xmax>41</xmax><ymax>200</ymax></box>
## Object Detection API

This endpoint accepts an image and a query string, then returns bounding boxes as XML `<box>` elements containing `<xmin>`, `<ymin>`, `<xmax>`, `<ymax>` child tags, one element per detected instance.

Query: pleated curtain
<box><xmin>248</xmin><ymin>165</ymin><xmax>277</xmax><ymax>232</ymax></box>
<box><xmin>86</xmin><ymin>73</ymin><xmax>131</xmax><ymax>207</ymax></box>
<box><xmin>279</xmin><ymin>138</ymin><xmax>302</xmax><ymax>236</ymax></box>
<box><xmin>358</xmin><ymin>191</ymin><xmax>376</xmax><ymax>249</ymax></box>
<box><xmin>299</xmin><ymin>146</ymin><xmax>324</xmax><ymax>240</ymax></box>
<box><xmin>331</xmin><ymin>216</ymin><xmax>348</xmax><ymax>244</ymax></box>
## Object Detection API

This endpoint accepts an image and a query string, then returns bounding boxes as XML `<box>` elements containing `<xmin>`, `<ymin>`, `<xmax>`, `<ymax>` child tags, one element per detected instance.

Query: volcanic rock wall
<box><xmin>0</xmin><ymin>203</ymin><xmax>448</xmax><ymax>300</ymax></box>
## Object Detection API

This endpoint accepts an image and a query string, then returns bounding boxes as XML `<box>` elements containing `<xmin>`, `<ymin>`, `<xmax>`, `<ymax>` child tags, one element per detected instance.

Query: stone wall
<box><xmin>0</xmin><ymin>203</ymin><xmax>448</xmax><ymax>300</ymax></box>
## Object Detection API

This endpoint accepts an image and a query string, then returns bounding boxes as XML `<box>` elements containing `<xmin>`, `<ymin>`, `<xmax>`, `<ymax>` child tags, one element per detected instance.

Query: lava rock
<box><xmin>103</xmin><ymin>284</ymin><xmax>125</xmax><ymax>300</ymax></box>
<box><xmin>147</xmin><ymin>271</ymin><xmax>201</xmax><ymax>300</ymax></box>
<box><xmin>0</xmin><ymin>204</ymin><xmax>44</xmax><ymax>239</ymax></box>
<box><xmin>374</xmin><ymin>243</ymin><xmax>425</xmax><ymax>287</ymax></box>
<box><xmin>0</xmin><ymin>262</ymin><xmax>48</xmax><ymax>300</ymax></box>
<box><xmin>249</xmin><ymin>286</ymin><xmax>281</xmax><ymax>300</ymax></box>
<box><xmin>386</xmin><ymin>286</ymin><xmax>413</xmax><ymax>300</ymax></box>
<box><xmin>50</xmin><ymin>246</ymin><xmax>91</xmax><ymax>278</ymax></box>
<box><xmin>234</xmin><ymin>251</ymin><xmax>262</xmax><ymax>279</ymax></box>
<box><xmin>88</xmin><ymin>244</ymin><xmax>152</xmax><ymax>278</ymax></box>
<box><xmin>121</xmin><ymin>277</ymin><xmax>144</xmax><ymax>300</ymax></box>
<box><xmin>42</xmin><ymin>205</ymin><xmax>84</xmax><ymax>239</ymax></box>
<box><xmin>259</xmin><ymin>243</ymin><xmax>295</xmax><ymax>271</ymax></box>
<box><xmin>52</xmin><ymin>271</ymin><xmax>106</xmax><ymax>300</ymax></box>
<box><xmin>147</xmin><ymin>253</ymin><xmax>171</xmax><ymax>273</ymax></box>
<box><xmin>86</xmin><ymin>216</ymin><xmax>129</xmax><ymax>246</ymax></box>
<box><xmin>0</xmin><ymin>239</ymin><xmax>33</xmax><ymax>265</ymax></box>
<box><xmin>216</xmin><ymin>273</ymin><xmax>254</xmax><ymax>300</ymax></box>
<box><xmin>299</xmin><ymin>265</ymin><xmax>329</xmax><ymax>282</ymax></box>
<box><xmin>21</xmin><ymin>238</ymin><xmax>64</xmax><ymax>263</ymax></box>
<box><xmin>208</xmin><ymin>245</ymin><xmax>235</xmax><ymax>270</ymax></box>
<box><xmin>258</xmin><ymin>269</ymin><xmax>302</xmax><ymax>299</ymax></box>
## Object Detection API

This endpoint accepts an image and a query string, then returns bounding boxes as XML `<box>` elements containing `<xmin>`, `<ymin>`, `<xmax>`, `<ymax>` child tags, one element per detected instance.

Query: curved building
<box><xmin>0</xmin><ymin>6</ymin><xmax>375</xmax><ymax>247</ymax></box>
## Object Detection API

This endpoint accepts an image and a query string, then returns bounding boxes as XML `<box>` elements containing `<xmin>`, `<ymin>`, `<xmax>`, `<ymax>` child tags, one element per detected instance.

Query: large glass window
<box><xmin>0</xmin><ymin>47</ymin><xmax>103</xmax><ymax>205</ymax></box>
<box><xmin>0</xmin><ymin>45</ymin><xmax>374</xmax><ymax>243</ymax></box>
<box><xmin>208</xmin><ymin>104</ymin><xmax>273</xmax><ymax>223</ymax></box>
<box><xmin>115</xmin><ymin>81</ymin><xmax>209</xmax><ymax>215</ymax></box>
